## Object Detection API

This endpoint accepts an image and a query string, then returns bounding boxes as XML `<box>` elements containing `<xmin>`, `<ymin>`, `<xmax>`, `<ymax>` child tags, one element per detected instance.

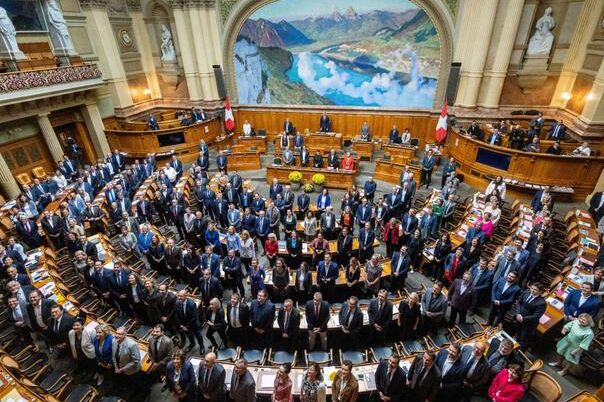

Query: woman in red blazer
<box><xmin>488</xmin><ymin>364</ymin><xmax>526</xmax><ymax>402</ymax></box>
<box><xmin>382</xmin><ymin>217</ymin><xmax>400</xmax><ymax>257</ymax></box>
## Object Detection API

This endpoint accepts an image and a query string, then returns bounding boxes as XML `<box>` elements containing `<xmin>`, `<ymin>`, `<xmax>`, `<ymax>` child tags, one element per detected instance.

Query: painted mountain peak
<box><xmin>234</xmin><ymin>0</ymin><xmax>440</xmax><ymax>108</ymax></box>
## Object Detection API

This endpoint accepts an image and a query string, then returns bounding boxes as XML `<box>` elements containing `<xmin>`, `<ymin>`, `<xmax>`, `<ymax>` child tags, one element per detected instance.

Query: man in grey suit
<box><xmin>148</xmin><ymin>324</ymin><xmax>173</xmax><ymax>377</ymax></box>
<box><xmin>198</xmin><ymin>351</ymin><xmax>226</xmax><ymax>402</ymax></box>
<box><xmin>420</xmin><ymin>281</ymin><xmax>448</xmax><ymax>335</ymax></box>
<box><xmin>229</xmin><ymin>358</ymin><xmax>256</xmax><ymax>402</ymax></box>
<box><xmin>112</xmin><ymin>327</ymin><xmax>141</xmax><ymax>376</ymax></box>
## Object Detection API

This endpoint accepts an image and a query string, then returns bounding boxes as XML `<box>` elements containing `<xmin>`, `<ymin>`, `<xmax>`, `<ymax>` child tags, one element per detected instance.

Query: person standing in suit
<box><xmin>205</xmin><ymin>297</ymin><xmax>227</xmax><ymax>350</ymax></box>
<box><xmin>485</xmin><ymin>338</ymin><xmax>523</xmax><ymax>380</ymax></box>
<box><xmin>230</xmin><ymin>358</ymin><xmax>256</xmax><ymax>402</ymax></box>
<box><xmin>68</xmin><ymin>319</ymin><xmax>97</xmax><ymax>382</ymax></box>
<box><xmin>317</xmin><ymin>253</ymin><xmax>338</xmax><ymax>302</ymax></box>
<box><xmin>175</xmin><ymin>290</ymin><xmax>206</xmax><ymax>353</ymax></box>
<box><xmin>198</xmin><ymin>351</ymin><xmax>226</xmax><ymax>402</ymax></box>
<box><xmin>459</xmin><ymin>341</ymin><xmax>489</xmax><ymax>402</ymax></box>
<box><xmin>226</xmin><ymin>293</ymin><xmax>250</xmax><ymax>348</ymax></box>
<box><xmin>319</xmin><ymin>112</ymin><xmax>331</xmax><ymax>132</ymax></box>
<box><xmin>147</xmin><ymin>324</ymin><xmax>174</xmax><ymax>378</ymax></box>
<box><xmin>338</xmin><ymin>296</ymin><xmax>363</xmax><ymax>350</ymax></box>
<box><xmin>388</xmin><ymin>125</ymin><xmax>400</xmax><ymax>143</ymax></box>
<box><xmin>112</xmin><ymin>326</ymin><xmax>141</xmax><ymax>378</ymax></box>
<box><xmin>47</xmin><ymin>305</ymin><xmax>75</xmax><ymax>361</ymax></box>
<box><xmin>435</xmin><ymin>342</ymin><xmax>465</xmax><ymax>402</ymax></box>
<box><xmin>510</xmin><ymin>283</ymin><xmax>546</xmax><ymax>350</ymax></box>
<box><xmin>155</xmin><ymin>284</ymin><xmax>177</xmax><ymax>333</ymax></box>
<box><xmin>548</xmin><ymin>120</ymin><xmax>566</xmax><ymax>140</ymax></box>
<box><xmin>199</xmin><ymin>269</ymin><xmax>223</xmax><ymax>308</ymax></box>
<box><xmin>250</xmin><ymin>289</ymin><xmax>275</xmax><ymax>349</ymax></box>
<box><xmin>390</xmin><ymin>245</ymin><xmax>411</xmax><ymax>293</ymax></box>
<box><xmin>6</xmin><ymin>296</ymin><xmax>31</xmax><ymax>342</ymax></box>
<box><xmin>420</xmin><ymin>282</ymin><xmax>448</xmax><ymax>335</ymax></box>
<box><xmin>305</xmin><ymin>292</ymin><xmax>330</xmax><ymax>351</ymax></box>
<box><xmin>375</xmin><ymin>353</ymin><xmax>406</xmax><ymax>402</ymax></box>
<box><xmin>368</xmin><ymin>289</ymin><xmax>393</xmax><ymax>346</ymax></box>
<box><xmin>276</xmin><ymin>298</ymin><xmax>300</xmax><ymax>352</ymax></box>
<box><xmin>407</xmin><ymin>350</ymin><xmax>441</xmax><ymax>402</ymax></box>
<box><xmin>470</xmin><ymin>257</ymin><xmax>494</xmax><ymax>308</ymax></box>
<box><xmin>165</xmin><ymin>350</ymin><xmax>197</xmax><ymax>402</ymax></box>
<box><xmin>448</xmin><ymin>271</ymin><xmax>476</xmax><ymax>326</ymax></box>
<box><xmin>563</xmin><ymin>281</ymin><xmax>601</xmax><ymax>320</ymax></box>
<box><xmin>331</xmin><ymin>360</ymin><xmax>359</xmax><ymax>402</ymax></box>
<box><xmin>358</xmin><ymin>221</ymin><xmax>376</xmax><ymax>263</ymax></box>
<box><xmin>26</xmin><ymin>290</ymin><xmax>55</xmax><ymax>337</ymax></box>
<box><xmin>487</xmin><ymin>272</ymin><xmax>521</xmax><ymax>326</ymax></box>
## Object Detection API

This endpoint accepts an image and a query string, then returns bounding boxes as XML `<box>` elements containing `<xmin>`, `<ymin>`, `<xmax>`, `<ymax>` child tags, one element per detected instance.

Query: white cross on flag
<box><xmin>435</xmin><ymin>102</ymin><xmax>448</xmax><ymax>143</ymax></box>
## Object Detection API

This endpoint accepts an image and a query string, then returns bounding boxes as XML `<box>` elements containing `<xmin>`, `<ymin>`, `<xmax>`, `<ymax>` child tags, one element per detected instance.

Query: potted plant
<box><xmin>288</xmin><ymin>171</ymin><xmax>303</xmax><ymax>191</ymax></box>
<box><xmin>302</xmin><ymin>183</ymin><xmax>314</xmax><ymax>193</ymax></box>
<box><xmin>311</xmin><ymin>173</ymin><xmax>325</xmax><ymax>192</ymax></box>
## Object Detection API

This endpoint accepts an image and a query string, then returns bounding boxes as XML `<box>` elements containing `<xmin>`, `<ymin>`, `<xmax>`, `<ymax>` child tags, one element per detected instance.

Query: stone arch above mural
<box><xmin>222</xmin><ymin>0</ymin><xmax>454</xmax><ymax>109</ymax></box>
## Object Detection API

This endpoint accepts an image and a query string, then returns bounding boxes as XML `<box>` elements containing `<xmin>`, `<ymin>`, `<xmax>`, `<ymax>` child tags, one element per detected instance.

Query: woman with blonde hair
<box><xmin>549</xmin><ymin>313</ymin><xmax>595</xmax><ymax>376</ymax></box>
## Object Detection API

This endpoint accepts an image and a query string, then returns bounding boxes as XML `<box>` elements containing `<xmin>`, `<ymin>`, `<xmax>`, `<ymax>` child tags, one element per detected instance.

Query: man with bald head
<box><xmin>230</xmin><ymin>358</ymin><xmax>256</xmax><ymax>402</ymax></box>
<box><xmin>198</xmin><ymin>351</ymin><xmax>226</xmax><ymax>402</ymax></box>
<box><xmin>460</xmin><ymin>341</ymin><xmax>490</xmax><ymax>401</ymax></box>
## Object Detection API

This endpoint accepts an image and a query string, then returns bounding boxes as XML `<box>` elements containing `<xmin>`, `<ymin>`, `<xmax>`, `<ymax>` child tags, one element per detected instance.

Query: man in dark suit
<box><xmin>355</xmin><ymin>198</ymin><xmax>373</xmax><ymax>229</ymax></box>
<box><xmin>168</xmin><ymin>199</ymin><xmax>186</xmax><ymax>238</ymax></box>
<box><xmin>198</xmin><ymin>351</ymin><xmax>226</xmax><ymax>402</ymax></box>
<box><xmin>530</xmin><ymin>186</ymin><xmax>554</xmax><ymax>213</ymax></box>
<box><xmin>300</xmin><ymin>145</ymin><xmax>310</xmax><ymax>167</ymax></box>
<box><xmin>136</xmin><ymin>196</ymin><xmax>154</xmax><ymax>223</ymax></box>
<box><xmin>47</xmin><ymin>305</ymin><xmax>75</xmax><ymax>361</ymax></box>
<box><xmin>390</xmin><ymin>245</ymin><xmax>411</xmax><ymax>293</ymax></box>
<box><xmin>327</xmin><ymin>149</ymin><xmax>339</xmax><ymax>168</ymax></box>
<box><xmin>199</xmin><ymin>269</ymin><xmax>223</xmax><ymax>308</ymax></box>
<box><xmin>435</xmin><ymin>342</ymin><xmax>465</xmax><ymax>402</ymax></box>
<box><xmin>276</xmin><ymin>298</ymin><xmax>300</xmax><ymax>351</ymax></box>
<box><xmin>319</xmin><ymin>112</ymin><xmax>331</xmax><ymax>132</ymax></box>
<box><xmin>6</xmin><ymin>296</ymin><xmax>31</xmax><ymax>342</ymax></box>
<box><xmin>112</xmin><ymin>149</ymin><xmax>125</xmax><ymax>171</ymax></box>
<box><xmin>305</xmin><ymin>292</ymin><xmax>330</xmax><ymax>351</ymax></box>
<box><xmin>485</xmin><ymin>337</ymin><xmax>523</xmax><ymax>380</ymax></box>
<box><xmin>338</xmin><ymin>296</ymin><xmax>363</xmax><ymax>350</ymax></box>
<box><xmin>6</xmin><ymin>266</ymin><xmax>30</xmax><ymax>287</ymax></box>
<box><xmin>26</xmin><ymin>290</ymin><xmax>55</xmax><ymax>336</ymax></box>
<box><xmin>563</xmin><ymin>281</ymin><xmax>601</xmax><ymax>320</ymax></box>
<box><xmin>487</xmin><ymin>271</ymin><xmax>521</xmax><ymax>326</ymax></box>
<box><xmin>375</xmin><ymin>353</ymin><xmax>406</xmax><ymax>401</ymax></box>
<box><xmin>250</xmin><ymin>289</ymin><xmax>275</xmax><ymax>349</ymax></box>
<box><xmin>15</xmin><ymin>216</ymin><xmax>41</xmax><ymax>249</ymax></box>
<box><xmin>110</xmin><ymin>262</ymin><xmax>132</xmax><ymax>315</ymax></box>
<box><xmin>364</xmin><ymin>178</ymin><xmax>377</xmax><ymax>203</ymax></box>
<box><xmin>317</xmin><ymin>253</ymin><xmax>338</xmax><ymax>303</ymax></box>
<box><xmin>368</xmin><ymin>289</ymin><xmax>393</xmax><ymax>346</ymax></box>
<box><xmin>147</xmin><ymin>324</ymin><xmax>174</xmax><ymax>377</ymax></box>
<box><xmin>407</xmin><ymin>351</ymin><xmax>441</xmax><ymax>402</ymax></box>
<box><xmin>41</xmin><ymin>210</ymin><xmax>63</xmax><ymax>249</ymax></box>
<box><xmin>283</xmin><ymin>118</ymin><xmax>294</xmax><ymax>136</ymax></box>
<box><xmin>510</xmin><ymin>283</ymin><xmax>546</xmax><ymax>351</ymax></box>
<box><xmin>548</xmin><ymin>120</ymin><xmax>566</xmax><ymax>140</ymax></box>
<box><xmin>320</xmin><ymin>207</ymin><xmax>337</xmax><ymax>240</ymax></box>
<box><xmin>448</xmin><ymin>271</ymin><xmax>476</xmax><ymax>326</ymax></box>
<box><xmin>493</xmin><ymin>250</ymin><xmax>521</xmax><ymax>283</ymax></box>
<box><xmin>91</xmin><ymin>261</ymin><xmax>114</xmax><ymax>305</ymax></box>
<box><xmin>459</xmin><ymin>341</ymin><xmax>489</xmax><ymax>402</ymax></box>
<box><xmin>420</xmin><ymin>282</ymin><xmax>448</xmax><ymax>335</ymax></box>
<box><xmin>470</xmin><ymin>257</ymin><xmax>494</xmax><ymax>308</ymax></box>
<box><xmin>297</xmin><ymin>192</ymin><xmax>310</xmax><ymax>216</ymax></box>
<box><xmin>358</xmin><ymin>221</ymin><xmax>375</xmax><ymax>263</ymax></box>
<box><xmin>226</xmin><ymin>293</ymin><xmax>250</xmax><ymax>348</ymax></box>
<box><xmin>388</xmin><ymin>125</ymin><xmax>400</xmax><ymax>143</ymax></box>
<box><xmin>255</xmin><ymin>211</ymin><xmax>270</xmax><ymax>250</ymax></box>
<box><xmin>156</xmin><ymin>284</ymin><xmax>177</xmax><ymax>333</ymax></box>
<box><xmin>224</xmin><ymin>249</ymin><xmax>245</xmax><ymax>298</ymax></box>
<box><xmin>229</xmin><ymin>358</ymin><xmax>256</xmax><ymax>402</ymax></box>
<box><xmin>400</xmin><ymin>210</ymin><xmax>419</xmax><ymax>245</ymax></box>
<box><xmin>175</xmin><ymin>290</ymin><xmax>205</xmax><ymax>353</ymax></box>
<box><xmin>216</xmin><ymin>151</ymin><xmax>228</xmax><ymax>173</ymax></box>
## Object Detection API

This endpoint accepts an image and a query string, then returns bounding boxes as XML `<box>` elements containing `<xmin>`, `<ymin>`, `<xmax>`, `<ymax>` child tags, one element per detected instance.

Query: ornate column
<box><xmin>477</xmin><ymin>0</ymin><xmax>525</xmax><ymax>107</ymax></box>
<box><xmin>550</xmin><ymin>0</ymin><xmax>603</xmax><ymax>108</ymax></box>
<box><xmin>42</xmin><ymin>0</ymin><xmax>77</xmax><ymax>65</ymax></box>
<box><xmin>79</xmin><ymin>0</ymin><xmax>133</xmax><ymax>108</ymax></box>
<box><xmin>201</xmin><ymin>0</ymin><xmax>223</xmax><ymax>69</ymax></box>
<box><xmin>187</xmin><ymin>1</ymin><xmax>218</xmax><ymax>100</ymax></box>
<box><xmin>454</xmin><ymin>0</ymin><xmax>499</xmax><ymax>108</ymax></box>
<box><xmin>81</xmin><ymin>102</ymin><xmax>111</xmax><ymax>159</ymax></box>
<box><xmin>37</xmin><ymin>113</ymin><xmax>65</xmax><ymax>163</ymax></box>
<box><xmin>0</xmin><ymin>153</ymin><xmax>21</xmax><ymax>198</ymax></box>
<box><xmin>128</xmin><ymin>0</ymin><xmax>162</xmax><ymax>99</ymax></box>
<box><xmin>171</xmin><ymin>0</ymin><xmax>203</xmax><ymax>100</ymax></box>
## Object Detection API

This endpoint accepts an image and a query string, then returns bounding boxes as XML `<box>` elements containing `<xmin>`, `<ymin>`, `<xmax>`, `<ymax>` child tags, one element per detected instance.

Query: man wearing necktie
<box><xmin>147</xmin><ymin>325</ymin><xmax>173</xmax><ymax>379</ymax></box>
<box><xmin>175</xmin><ymin>290</ymin><xmax>205</xmax><ymax>353</ymax></box>
<box><xmin>510</xmin><ymin>283</ymin><xmax>546</xmax><ymax>350</ymax></box>
<box><xmin>305</xmin><ymin>292</ymin><xmax>329</xmax><ymax>351</ymax></box>
<box><xmin>277</xmin><ymin>299</ymin><xmax>300</xmax><ymax>351</ymax></box>
<box><xmin>375</xmin><ymin>354</ymin><xmax>405</xmax><ymax>401</ymax></box>
<box><xmin>460</xmin><ymin>341</ymin><xmax>489</xmax><ymax>402</ymax></box>
<box><xmin>198</xmin><ymin>351</ymin><xmax>226</xmax><ymax>402</ymax></box>
<box><xmin>229</xmin><ymin>358</ymin><xmax>256</xmax><ymax>402</ymax></box>
<box><xmin>338</xmin><ymin>296</ymin><xmax>363</xmax><ymax>350</ymax></box>
<box><xmin>7</xmin><ymin>296</ymin><xmax>30</xmax><ymax>342</ymax></box>
<box><xmin>226</xmin><ymin>294</ymin><xmax>250</xmax><ymax>348</ymax></box>
<box><xmin>368</xmin><ymin>289</ymin><xmax>393</xmax><ymax>346</ymax></box>
<box><xmin>407</xmin><ymin>351</ymin><xmax>441</xmax><ymax>402</ymax></box>
<box><xmin>434</xmin><ymin>342</ymin><xmax>465</xmax><ymax>402</ymax></box>
<box><xmin>48</xmin><ymin>305</ymin><xmax>75</xmax><ymax>362</ymax></box>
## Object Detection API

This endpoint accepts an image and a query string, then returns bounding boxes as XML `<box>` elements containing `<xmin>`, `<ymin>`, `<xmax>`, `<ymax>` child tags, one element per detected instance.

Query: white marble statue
<box><xmin>160</xmin><ymin>24</ymin><xmax>176</xmax><ymax>62</ymax></box>
<box><xmin>527</xmin><ymin>7</ymin><xmax>555</xmax><ymax>56</ymax></box>
<box><xmin>45</xmin><ymin>0</ymin><xmax>75</xmax><ymax>52</ymax></box>
<box><xmin>0</xmin><ymin>7</ymin><xmax>21</xmax><ymax>55</ymax></box>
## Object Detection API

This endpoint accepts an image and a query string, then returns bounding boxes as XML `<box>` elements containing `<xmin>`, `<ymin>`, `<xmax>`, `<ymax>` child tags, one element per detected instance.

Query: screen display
<box><xmin>0</xmin><ymin>0</ymin><xmax>46</xmax><ymax>31</ymax></box>
<box><xmin>475</xmin><ymin>148</ymin><xmax>511</xmax><ymax>171</ymax></box>
<box><xmin>157</xmin><ymin>132</ymin><xmax>185</xmax><ymax>147</ymax></box>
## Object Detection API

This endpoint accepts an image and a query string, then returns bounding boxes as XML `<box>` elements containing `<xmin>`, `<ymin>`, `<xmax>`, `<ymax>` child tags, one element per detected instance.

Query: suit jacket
<box><xmin>156</xmin><ymin>291</ymin><xmax>177</xmax><ymax>321</ymax></box>
<box><xmin>470</xmin><ymin>265</ymin><xmax>494</xmax><ymax>298</ymax></box>
<box><xmin>199</xmin><ymin>277</ymin><xmax>223</xmax><ymax>305</ymax></box>
<box><xmin>435</xmin><ymin>351</ymin><xmax>465</xmax><ymax>399</ymax></box>
<box><xmin>407</xmin><ymin>355</ymin><xmax>441</xmax><ymax>402</ymax></box>
<box><xmin>175</xmin><ymin>299</ymin><xmax>201</xmax><ymax>329</ymax></box>
<box><xmin>421</xmin><ymin>289</ymin><xmax>447</xmax><ymax>323</ymax></box>
<box><xmin>166</xmin><ymin>360</ymin><xmax>195</xmax><ymax>396</ymax></box>
<box><xmin>294</xmin><ymin>269</ymin><xmax>312</xmax><ymax>293</ymax></box>
<box><xmin>111</xmin><ymin>337</ymin><xmax>141</xmax><ymax>375</ymax></box>
<box><xmin>68</xmin><ymin>327</ymin><xmax>97</xmax><ymax>359</ymax></box>
<box><xmin>448</xmin><ymin>279</ymin><xmax>476</xmax><ymax>311</ymax></box>
<box><xmin>401</xmin><ymin>213</ymin><xmax>419</xmax><ymax>234</ymax></box>
<box><xmin>391</xmin><ymin>252</ymin><xmax>411</xmax><ymax>278</ymax></box>
<box><xmin>375</xmin><ymin>360</ymin><xmax>406</xmax><ymax>399</ymax></box>
<box><xmin>198</xmin><ymin>363</ymin><xmax>226</xmax><ymax>401</ymax></box>
<box><xmin>491</xmin><ymin>278</ymin><xmax>521</xmax><ymax>308</ymax></box>
<box><xmin>230</xmin><ymin>369</ymin><xmax>256</xmax><ymax>402</ymax></box>
<box><xmin>459</xmin><ymin>346</ymin><xmax>490</xmax><ymax>386</ymax></box>
<box><xmin>26</xmin><ymin>299</ymin><xmax>56</xmax><ymax>332</ymax></box>
<box><xmin>148</xmin><ymin>334</ymin><xmax>174</xmax><ymax>370</ymax></box>
<box><xmin>250</xmin><ymin>300</ymin><xmax>275</xmax><ymax>332</ymax></box>
<box><xmin>226</xmin><ymin>303</ymin><xmax>250</xmax><ymax>329</ymax></box>
<box><xmin>493</xmin><ymin>257</ymin><xmax>521</xmax><ymax>282</ymax></box>
<box><xmin>368</xmin><ymin>298</ymin><xmax>393</xmax><ymax>328</ymax></box>
<box><xmin>338</xmin><ymin>305</ymin><xmax>363</xmax><ymax>335</ymax></box>
<box><xmin>47</xmin><ymin>313</ymin><xmax>75</xmax><ymax>346</ymax></box>
<box><xmin>331</xmin><ymin>370</ymin><xmax>359</xmax><ymax>402</ymax></box>
<box><xmin>563</xmin><ymin>289</ymin><xmax>601</xmax><ymax>318</ymax></box>
<box><xmin>512</xmin><ymin>290</ymin><xmax>546</xmax><ymax>328</ymax></box>
<box><xmin>305</xmin><ymin>300</ymin><xmax>330</xmax><ymax>331</ymax></box>
<box><xmin>277</xmin><ymin>307</ymin><xmax>300</xmax><ymax>338</ymax></box>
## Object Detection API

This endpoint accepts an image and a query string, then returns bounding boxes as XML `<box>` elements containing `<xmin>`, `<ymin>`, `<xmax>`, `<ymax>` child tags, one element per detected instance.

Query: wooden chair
<box><xmin>32</xmin><ymin>166</ymin><xmax>48</xmax><ymax>179</ymax></box>
<box><xmin>16</xmin><ymin>172</ymin><xmax>32</xmax><ymax>187</ymax></box>
<box><xmin>527</xmin><ymin>370</ymin><xmax>562</xmax><ymax>402</ymax></box>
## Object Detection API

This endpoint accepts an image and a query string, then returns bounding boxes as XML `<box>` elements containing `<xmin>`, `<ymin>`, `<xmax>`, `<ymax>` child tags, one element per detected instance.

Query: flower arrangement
<box><xmin>311</xmin><ymin>173</ymin><xmax>326</xmax><ymax>185</ymax></box>
<box><xmin>288</xmin><ymin>171</ymin><xmax>302</xmax><ymax>183</ymax></box>
<box><xmin>301</xmin><ymin>183</ymin><xmax>315</xmax><ymax>193</ymax></box>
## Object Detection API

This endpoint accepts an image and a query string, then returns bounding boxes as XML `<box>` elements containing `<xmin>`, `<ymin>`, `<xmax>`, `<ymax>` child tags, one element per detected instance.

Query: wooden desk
<box><xmin>374</xmin><ymin>160</ymin><xmax>421</xmax><ymax>185</ymax></box>
<box><xmin>305</xmin><ymin>132</ymin><xmax>343</xmax><ymax>153</ymax></box>
<box><xmin>104</xmin><ymin>118</ymin><xmax>223</xmax><ymax>161</ymax></box>
<box><xmin>227</xmin><ymin>152</ymin><xmax>262</xmax><ymax>171</ymax></box>
<box><xmin>236</xmin><ymin>136</ymin><xmax>268</xmax><ymax>154</ymax></box>
<box><xmin>351</xmin><ymin>139</ymin><xmax>375</xmax><ymax>160</ymax></box>
<box><xmin>214</xmin><ymin>133</ymin><xmax>236</xmax><ymax>152</ymax></box>
<box><xmin>0</xmin><ymin>366</ymin><xmax>44</xmax><ymax>401</ymax></box>
<box><xmin>448</xmin><ymin>128</ymin><xmax>604</xmax><ymax>201</ymax></box>
<box><xmin>382</xmin><ymin>143</ymin><xmax>418</xmax><ymax>165</ymax></box>
<box><xmin>266</xmin><ymin>165</ymin><xmax>357</xmax><ymax>190</ymax></box>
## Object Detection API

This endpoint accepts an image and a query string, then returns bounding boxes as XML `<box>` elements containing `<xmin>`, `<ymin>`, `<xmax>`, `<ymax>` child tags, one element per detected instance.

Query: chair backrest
<box><xmin>31</xmin><ymin>166</ymin><xmax>47</xmax><ymax>179</ymax></box>
<box><xmin>529</xmin><ymin>370</ymin><xmax>562</xmax><ymax>402</ymax></box>
<box><xmin>16</xmin><ymin>172</ymin><xmax>32</xmax><ymax>186</ymax></box>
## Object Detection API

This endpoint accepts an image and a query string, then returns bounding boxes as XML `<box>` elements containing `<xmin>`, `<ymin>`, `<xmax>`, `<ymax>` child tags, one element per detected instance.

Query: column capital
<box><xmin>126</xmin><ymin>0</ymin><xmax>142</xmax><ymax>12</ymax></box>
<box><xmin>168</xmin><ymin>0</ymin><xmax>186</xmax><ymax>8</ymax></box>
<box><xmin>183</xmin><ymin>0</ymin><xmax>216</xmax><ymax>9</ymax></box>
<box><xmin>79</xmin><ymin>0</ymin><xmax>108</xmax><ymax>9</ymax></box>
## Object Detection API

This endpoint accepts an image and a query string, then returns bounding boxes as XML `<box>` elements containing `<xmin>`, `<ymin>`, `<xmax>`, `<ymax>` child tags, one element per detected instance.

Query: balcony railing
<box><xmin>0</xmin><ymin>64</ymin><xmax>103</xmax><ymax>93</ymax></box>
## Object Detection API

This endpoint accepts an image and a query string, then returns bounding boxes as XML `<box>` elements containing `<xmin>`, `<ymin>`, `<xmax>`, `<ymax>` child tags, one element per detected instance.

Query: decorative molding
<box><xmin>168</xmin><ymin>0</ymin><xmax>185</xmax><ymax>8</ymax></box>
<box><xmin>79</xmin><ymin>0</ymin><xmax>108</xmax><ymax>9</ymax></box>
<box><xmin>220</xmin><ymin>0</ymin><xmax>240</xmax><ymax>23</ymax></box>
<box><xmin>184</xmin><ymin>0</ymin><xmax>216</xmax><ymax>8</ymax></box>
<box><xmin>0</xmin><ymin>65</ymin><xmax>103</xmax><ymax>93</ymax></box>
<box><xmin>126</xmin><ymin>0</ymin><xmax>142</xmax><ymax>12</ymax></box>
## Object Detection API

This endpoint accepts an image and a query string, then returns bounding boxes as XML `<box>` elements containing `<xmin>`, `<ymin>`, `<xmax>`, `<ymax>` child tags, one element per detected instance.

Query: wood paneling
<box><xmin>382</xmin><ymin>144</ymin><xmax>418</xmax><ymax>165</ymax></box>
<box><xmin>233</xmin><ymin>107</ymin><xmax>439</xmax><ymax>147</ymax></box>
<box><xmin>448</xmin><ymin>128</ymin><xmax>604</xmax><ymax>200</ymax></box>
<box><xmin>374</xmin><ymin>160</ymin><xmax>421</xmax><ymax>185</ymax></box>
<box><xmin>266</xmin><ymin>166</ymin><xmax>357</xmax><ymax>190</ymax></box>
<box><xmin>0</xmin><ymin>135</ymin><xmax>54</xmax><ymax>178</ymax></box>
<box><xmin>227</xmin><ymin>152</ymin><xmax>262</xmax><ymax>171</ymax></box>
<box><xmin>350</xmin><ymin>139</ymin><xmax>375</xmax><ymax>160</ymax></box>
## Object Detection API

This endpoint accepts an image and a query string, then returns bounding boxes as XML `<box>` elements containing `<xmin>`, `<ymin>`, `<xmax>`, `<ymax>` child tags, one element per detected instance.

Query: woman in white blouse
<box><xmin>485</xmin><ymin>176</ymin><xmax>506</xmax><ymax>201</ymax></box>
<box><xmin>483</xmin><ymin>198</ymin><xmax>502</xmax><ymax>225</ymax></box>
<box><xmin>53</xmin><ymin>170</ymin><xmax>68</xmax><ymax>189</ymax></box>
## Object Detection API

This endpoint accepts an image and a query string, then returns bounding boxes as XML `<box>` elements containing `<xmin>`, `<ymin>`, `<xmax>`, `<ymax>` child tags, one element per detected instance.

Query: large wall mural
<box><xmin>234</xmin><ymin>0</ymin><xmax>441</xmax><ymax>108</ymax></box>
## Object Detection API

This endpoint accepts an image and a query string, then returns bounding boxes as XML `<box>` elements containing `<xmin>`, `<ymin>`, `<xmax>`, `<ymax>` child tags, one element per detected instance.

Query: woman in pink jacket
<box><xmin>488</xmin><ymin>364</ymin><xmax>526</xmax><ymax>402</ymax></box>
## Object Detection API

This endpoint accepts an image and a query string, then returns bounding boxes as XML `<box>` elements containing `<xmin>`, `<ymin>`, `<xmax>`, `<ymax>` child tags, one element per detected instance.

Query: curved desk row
<box><xmin>447</xmin><ymin>129</ymin><xmax>604</xmax><ymax>201</ymax></box>
<box><xmin>104</xmin><ymin>118</ymin><xmax>223</xmax><ymax>161</ymax></box>
<box><xmin>266</xmin><ymin>165</ymin><xmax>357</xmax><ymax>190</ymax></box>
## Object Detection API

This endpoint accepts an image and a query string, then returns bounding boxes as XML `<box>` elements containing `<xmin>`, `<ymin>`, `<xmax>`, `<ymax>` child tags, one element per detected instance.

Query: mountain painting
<box><xmin>234</xmin><ymin>0</ymin><xmax>440</xmax><ymax>108</ymax></box>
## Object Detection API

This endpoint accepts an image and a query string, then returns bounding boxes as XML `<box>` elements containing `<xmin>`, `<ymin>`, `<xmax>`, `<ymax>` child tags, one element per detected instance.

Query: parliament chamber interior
<box><xmin>0</xmin><ymin>0</ymin><xmax>603</xmax><ymax>401</ymax></box>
